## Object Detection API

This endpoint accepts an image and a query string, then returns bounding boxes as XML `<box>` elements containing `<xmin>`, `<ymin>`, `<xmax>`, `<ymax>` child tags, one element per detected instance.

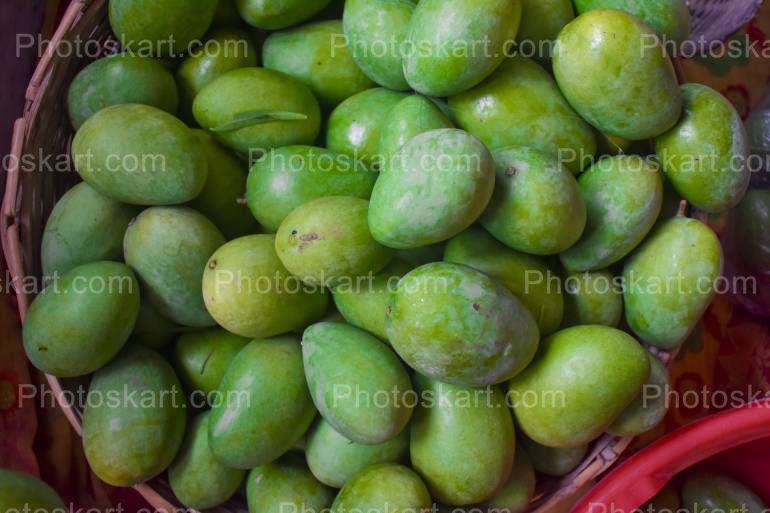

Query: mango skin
<box><xmin>67</xmin><ymin>53</ymin><xmax>178</xmax><ymax>129</ymax></box>
<box><xmin>0</xmin><ymin>469</ymin><xmax>65</xmax><ymax>513</ymax></box>
<box><xmin>387</xmin><ymin>262</ymin><xmax>540</xmax><ymax>387</ymax></box>
<box><xmin>246</xmin><ymin>146</ymin><xmax>377</xmax><ymax>232</ymax></box>
<box><xmin>332</xmin><ymin>259</ymin><xmax>413</xmax><ymax>340</ymax></box>
<box><xmin>445</xmin><ymin>226</ymin><xmax>564</xmax><ymax>336</ymax></box>
<box><xmin>130</xmin><ymin>301</ymin><xmax>179</xmax><ymax>350</ymax></box>
<box><xmin>247</xmin><ymin>452</ymin><xmax>335</xmax><ymax>513</ymax></box>
<box><xmin>608</xmin><ymin>353</ymin><xmax>670</xmax><ymax>436</ymax></box>
<box><xmin>379</xmin><ymin>95</ymin><xmax>454</xmax><ymax>165</ymax></box>
<box><xmin>305</xmin><ymin>417</ymin><xmax>409</xmax><ymax>488</ymax></box>
<box><xmin>72</xmin><ymin>104</ymin><xmax>208</xmax><ymax>205</ymax></box>
<box><xmin>481</xmin><ymin>449</ymin><xmax>535</xmax><ymax>513</ymax></box>
<box><xmin>509</xmin><ymin>325</ymin><xmax>649</xmax><ymax>448</ymax></box>
<box><xmin>187</xmin><ymin>130</ymin><xmax>259</xmax><ymax>239</ymax></box>
<box><xmin>109</xmin><ymin>0</ymin><xmax>217</xmax><ymax>57</ymax></box>
<box><xmin>208</xmin><ymin>337</ymin><xmax>316</xmax><ymax>469</ymax></box>
<box><xmin>326</xmin><ymin>88</ymin><xmax>409</xmax><ymax>169</ymax></box>
<box><xmin>516</xmin><ymin>0</ymin><xmax>574</xmax><ymax>62</ymax></box>
<box><xmin>172</xmin><ymin>328</ymin><xmax>249</xmax><ymax>395</ymax></box>
<box><xmin>562</xmin><ymin>271</ymin><xmax>623</xmax><ymax>328</ymax></box>
<box><xmin>124</xmin><ymin>206</ymin><xmax>225</xmax><ymax>327</ymax></box>
<box><xmin>553</xmin><ymin>9</ymin><xmax>682</xmax><ymax>140</ymax></box>
<box><xmin>448</xmin><ymin>56</ymin><xmax>597</xmax><ymax>175</ymax></box>
<box><xmin>202</xmin><ymin>235</ymin><xmax>327</xmax><ymax>337</ymax></box>
<box><xmin>236</xmin><ymin>0</ymin><xmax>332</xmax><ymax>30</ymax></box>
<box><xmin>331</xmin><ymin>464</ymin><xmax>432</xmax><ymax>513</ymax></box>
<box><xmin>682</xmin><ymin>473</ymin><xmax>767</xmax><ymax>513</ymax></box>
<box><xmin>411</xmin><ymin>375</ymin><xmax>515</xmax><ymax>505</ymax></box>
<box><xmin>168</xmin><ymin>412</ymin><xmax>245</xmax><ymax>510</ymax></box>
<box><xmin>41</xmin><ymin>182</ymin><xmax>138</xmax><ymax>279</ymax></box>
<box><xmin>83</xmin><ymin>345</ymin><xmax>187</xmax><ymax>486</ymax></box>
<box><xmin>623</xmin><ymin>216</ymin><xmax>723</xmax><ymax>349</ymax></box>
<box><xmin>193</xmin><ymin>67</ymin><xmax>321</xmax><ymax>156</ymax></box>
<box><xmin>520</xmin><ymin>436</ymin><xmax>587</xmax><ymax>477</ymax></box>
<box><xmin>734</xmin><ymin>188</ymin><xmax>770</xmax><ymax>275</ymax></box>
<box><xmin>656</xmin><ymin>84</ymin><xmax>750</xmax><ymax>213</ymax></box>
<box><xmin>369</xmin><ymin>129</ymin><xmax>496</xmax><ymax>249</ymax></box>
<box><xmin>302</xmin><ymin>322</ymin><xmax>414</xmax><ymax>444</ymax></box>
<box><xmin>481</xmin><ymin>146</ymin><xmax>586</xmax><ymax>255</ymax></box>
<box><xmin>263</xmin><ymin>20</ymin><xmax>374</xmax><ymax>109</ymax></box>
<box><xmin>343</xmin><ymin>0</ymin><xmax>416</xmax><ymax>91</ymax></box>
<box><xmin>574</xmin><ymin>0</ymin><xmax>691</xmax><ymax>44</ymax></box>
<box><xmin>403</xmin><ymin>0</ymin><xmax>522</xmax><ymax>97</ymax></box>
<box><xmin>276</xmin><ymin>196</ymin><xmax>394</xmax><ymax>286</ymax></box>
<box><xmin>23</xmin><ymin>261</ymin><xmax>140</xmax><ymax>378</ymax></box>
<box><xmin>560</xmin><ymin>155</ymin><xmax>663</xmax><ymax>272</ymax></box>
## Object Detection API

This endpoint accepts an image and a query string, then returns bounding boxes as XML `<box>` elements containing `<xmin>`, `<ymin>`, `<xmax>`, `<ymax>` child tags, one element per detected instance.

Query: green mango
<box><xmin>83</xmin><ymin>345</ymin><xmax>187</xmax><ymax>486</ymax></box>
<box><xmin>331</xmin><ymin>464</ymin><xmax>432</xmax><ymax>513</ymax></box>
<box><xmin>444</xmin><ymin>226</ymin><xmax>564</xmax><ymax>336</ymax></box>
<box><xmin>520</xmin><ymin>436</ymin><xmax>587</xmax><ymax>476</ymax></box>
<box><xmin>448</xmin><ymin>56</ymin><xmax>597</xmax><ymax>175</ymax></box>
<box><xmin>411</xmin><ymin>375</ymin><xmax>515</xmax><ymax>505</ymax></box>
<box><xmin>369</xmin><ymin>129</ymin><xmax>496</xmax><ymax>249</ymax></box>
<box><xmin>562</xmin><ymin>270</ymin><xmax>623</xmax><ymax>328</ymax></box>
<box><xmin>236</xmin><ymin>0</ymin><xmax>332</xmax><ymax>30</ymax></box>
<box><xmin>553</xmin><ymin>9</ymin><xmax>682</xmax><ymax>140</ymax></box>
<box><xmin>72</xmin><ymin>104</ymin><xmax>208</xmax><ymax>205</ymax></box>
<box><xmin>608</xmin><ymin>353</ymin><xmax>670</xmax><ymax>436</ymax></box>
<box><xmin>202</xmin><ymin>234</ymin><xmax>328</xmax><ymax>337</ymax></box>
<box><xmin>397</xmin><ymin>243</ymin><xmax>446</xmax><ymax>266</ymax></box>
<box><xmin>302</xmin><ymin>322</ymin><xmax>414</xmax><ymax>443</ymax></box>
<box><xmin>41</xmin><ymin>182</ymin><xmax>138</xmax><ymax>279</ymax></box>
<box><xmin>275</xmin><ymin>196</ymin><xmax>394</xmax><ymax>286</ymax></box>
<box><xmin>516</xmin><ymin>0</ymin><xmax>574</xmax><ymax>62</ymax></box>
<box><xmin>263</xmin><ymin>20</ymin><xmax>374</xmax><ymax>109</ymax></box>
<box><xmin>343</xmin><ymin>0</ymin><xmax>416</xmax><ymax>90</ymax></box>
<box><xmin>403</xmin><ymin>0</ymin><xmax>522</xmax><ymax>97</ymax></box>
<box><xmin>682</xmin><ymin>472</ymin><xmax>767</xmax><ymax>513</ymax></box>
<box><xmin>169</xmin><ymin>412</ymin><xmax>245</xmax><ymax>510</ymax></box>
<box><xmin>108</xmin><ymin>0</ymin><xmax>218</xmax><ymax>57</ymax></box>
<box><xmin>734</xmin><ymin>189</ymin><xmax>770</xmax><ymax>275</ymax></box>
<box><xmin>305</xmin><ymin>417</ymin><xmax>410</xmax><ymax>488</ymax></box>
<box><xmin>481</xmin><ymin>146</ymin><xmax>586</xmax><ymax>255</ymax></box>
<box><xmin>130</xmin><ymin>300</ymin><xmax>180</xmax><ymax>350</ymax></box>
<box><xmin>0</xmin><ymin>469</ymin><xmax>64</xmax><ymax>513</ymax></box>
<box><xmin>559</xmin><ymin>155</ymin><xmax>663</xmax><ymax>272</ymax></box>
<box><xmin>326</xmin><ymin>88</ymin><xmax>409</xmax><ymax>169</ymax></box>
<box><xmin>176</xmin><ymin>28</ymin><xmax>258</xmax><ymax>121</ymax></box>
<box><xmin>172</xmin><ymin>328</ymin><xmax>250</xmax><ymax>395</ymax></box>
<box><xmin>247</xmin><ymin>452</ymin><xmax>335</xmax><ymax>513</ymax></box>
<box><xmin>387</xmin><ymin>262</ymin><xmax>539</xmax><ymax>387</ymax></box>
<box><xmin>481</xmin><ymin>449</ymin><xmax>535</xmax><ymax>513</ymax></box>
<box><xmin>67</xmin><ymin>53</ymin><xmax>178</xmax><ymax>129</ymax></box>
<box><xmin>509</xmin><ymin>325</ymin><xmax>649</xmax><ymax>448</ymax></box>
<box><xmin>23</xmin><ymin>261</ymin><xmax>140</xmax><ymax>377</ymax></box>
<box><xmin>246</xmin><ymin>145</ymin><xmax>377</xmax><ymax>232</ymax></box>
<box><xmin>655</xmin><ymin>84</ymin><xmax>750</xmax><ymax>213</ymax></box>
<box><xmin>332</xmin><ymin>258</ymin><xmax>413</xmax><ymax>340</ymax></box>
<box><xmin>187</xmin><ymin>130</ymin><xmax>259</xmax><ymax>239</ymax></box>
<box><xmin>208</xmin><ymin>337</ymin><xmax>316</xmax><ymax>469</ymax></box>
<box><xmin>193</xmin><ymin>67</ymin><xmax>321</xmax><ymax>156</ymax></box>
<box><xmin>644</xmin><ymin>484</ymin><xmax>681</xmax><ymax>513</ymax></box>
<box><xmin>574</xmin><ymin>0</ymin><xmax>691</xmax><ymax>44</ymax></box>
<box><xmin>623</xmin><ymin>216</ymin><xmax>723</xmax><ymax>349</ymax></box>
<box><xmin>379</xmin><ymin>95</ymin><xmax>454</xmax><ymax>164</ymax></box>
<box><xmin>124</xmin><ymin>206</ymin><xmax>225</xmax><ymax>327</ymax></box>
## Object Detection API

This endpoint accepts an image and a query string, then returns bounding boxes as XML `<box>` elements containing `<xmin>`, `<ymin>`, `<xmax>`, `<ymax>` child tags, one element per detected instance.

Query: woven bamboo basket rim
<box><xmin>0</xmin><ymin>1</ymin><xmax>695</xmax><ymax>512</ymax></box>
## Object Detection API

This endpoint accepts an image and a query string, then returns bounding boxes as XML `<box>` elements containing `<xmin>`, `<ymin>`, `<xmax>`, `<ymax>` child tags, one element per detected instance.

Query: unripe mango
<box><xmin>331</xmin><ymin>464</ymin><xmax>432</xmax><ymax>513</ymax></box>
<box><xmin>247</xmin><ymin>452</ymin><xmax>335</xmax><ymax>513</ymax></box>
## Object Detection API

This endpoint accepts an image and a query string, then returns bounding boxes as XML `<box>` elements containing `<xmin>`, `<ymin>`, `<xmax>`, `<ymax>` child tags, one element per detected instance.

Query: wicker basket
<box><xmin>0</xmin><ymin>1</ymin><xmax>755</xmax><ymax>512</ymax></box>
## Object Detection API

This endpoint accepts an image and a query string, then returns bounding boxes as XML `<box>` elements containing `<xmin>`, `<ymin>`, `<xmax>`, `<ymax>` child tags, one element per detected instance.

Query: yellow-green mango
<box><xmin>331</xmin><ymin>464</ymin><xmax>432</xmax><ymax>513</ymax></box>
<box><xmin>682</xmin><ymin>473</ymin><xmax>767</xmax><ymax>513</ymax></box>
<box><xmin>623</xmin><ymin>216</ymin><xmax>723</xmax><ymax>349</ymax></box>
<box><xmin>560</xmin><ymin>155</ymin><xmax>663</xmax><ymax>272</ymax></box>
<box><xmin>202</xmin><ymin>234</ymin><xmax>328</xmax><ymax>337</ymax></box>
<box><xmin>480</xmin><ymin>449</ymin><xmax>535</xmax><ymax>513</ymax></box>
<box><xmin>236</xmin><ymin>0</ymin><xmax>332</xmax><ymax>30</ymax></box>
<box><xmin>302</xmin><ymin>322</ymin><xmax>414</xmax><ymax>443</ymax></box>
<box><xmin>444</xmin><ymin>226</ymin><xmax>564</xmax><ymax>336</ymax></box>
<box><xmin>562</xmin><ymin>270</ymin><xmax>623</xmax><ymax>327</ymax></box>
<box><xmin>574</xmin><ymin>0</ymin><xmax>691</xmax><ymax>45</ymax></box>
<box><xmin>23</xmin><ymin>261</ymin><xmax>140</xmax><ymax>377</ymax></box>
<box><xmin>520</xmin><ymin>436</ymin><xmax>587</xmax><ymax>477</ymax></box>
<box><xmin>608</xmin><ymin>353</ymin><xmax>670</xmax><ymax>436</ymax></box>
<box><xmin>172</xmin><ymin>328</ymin><xmax>249</xmax><ymax>395</ymax></box>
<box><xmin>124</xmin><ymin>206</ymin><xmax>225</xmax><ymax>327</ymax></box>
<box><xmin>516</xmin><ymin>0</ymin><xmax>574</xmax><ymax>62</ymax></box>
<box><xmin>0</xmin><ymin>469</ymin><xmax>64</xmax><ymax>513</ymax></box>
<box><xmin>83</xmin><ymin>345</ymin><xmax>187</xmax><ymax>486</ymax></box>
<box><xmin>208</xmin><ymin>337</ymin><xmax>316</xmax><ymax>469</ymax></box>
<box><xmin>553</xmin><ymin>9</ymin><xmax>682</xmax><ymax>140</ymax></box>
<box><xmin>129</xmin><ymin>300</ymin><xmax>181</xmax><ymax>350</ymax></box>
<box><xmin>411</xmin><ymin>375</ymin><xmax>515</xmax><ymax>505</ymax></box>
<box><xmin>247</xmin><ymin>452</ymin><xmax>335</xmax><ymax>513</ymax></box>
<box><xmin>509</xmin><ymin>325</ymin><xmax>649</xmax><ymax>448</ymax></box>
<box><xmin>378</xmin><ymin>95</ymin><xmax>454</xmax><ymax>165</ymax></box>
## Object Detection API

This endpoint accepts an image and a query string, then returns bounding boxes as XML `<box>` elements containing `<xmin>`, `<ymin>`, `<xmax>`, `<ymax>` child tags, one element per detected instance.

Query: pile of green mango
<box><xmin>15</xmin><ymin>0</ymin><xmax>759</xmax><ymax>511</ymax></box>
